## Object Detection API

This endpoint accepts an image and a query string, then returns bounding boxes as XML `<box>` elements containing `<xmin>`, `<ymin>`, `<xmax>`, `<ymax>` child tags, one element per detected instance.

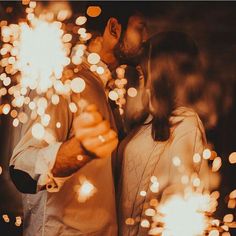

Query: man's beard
<box><xmin>113</xmin><ymin>34</ymin><xmax>145</xmax><ymax>66</ymax></box>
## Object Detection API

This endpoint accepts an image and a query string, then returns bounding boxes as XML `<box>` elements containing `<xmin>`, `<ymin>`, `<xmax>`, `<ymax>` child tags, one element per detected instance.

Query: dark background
<box><xmin>0</xmin><ymin>1</ymin><xmax>236</xmax><ymax>235</ymax></box>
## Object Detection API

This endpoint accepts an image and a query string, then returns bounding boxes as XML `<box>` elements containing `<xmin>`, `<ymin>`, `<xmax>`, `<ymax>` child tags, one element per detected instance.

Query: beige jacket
<box><xmin>119</xmin><ymin>107</ymin><xmax>210</xmax><ymax>236</ymax></box>
<box><xmin>10</xmin><ymin>60</ymin><xmax>118</xmax><ymax>236</ymax></box>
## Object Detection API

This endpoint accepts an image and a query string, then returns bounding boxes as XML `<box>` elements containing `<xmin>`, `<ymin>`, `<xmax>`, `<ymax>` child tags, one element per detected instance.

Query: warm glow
<box><xmin>69</xmin><ymin>102</ymin><xmax>78</xmax><ymax>113</ymax></box>
<box><xmin>75</xmin><ymin>16</ymin><xmax>87</xmax><ymax>26</ymax></box>
<box><xmin>75</xmin><ymin>177</ymin><xmax>97</xmax><ymax>203</ymax></box>
<box><xmin>108</xmin><ymin>91</ymin><xmax>119</xmax><ymax>101</ymax></box>
<box><xmin>156</xmin><ymin>193</ymin><xmax>209</xmax><ymax>236</ymax></box>
<box><xmin>127</xmin><ymin>87</ymin><xmax>138</xmax><ymax>98</ymax></box>
<box><xmin>203</xmin><ymin>148</ymin><xmax>211</xmax><ymax>159</ymax></box>
<box><xmin>71</xmin><ymin>77</ymin><xmax>86</xmax><ymax>93</ymax></box>
<box><xmin>229</xmin><ymin>152</ymin><xmax>236</xmax><ymax>164</ymax></box>
<box><xmin>16</xmin><ymin>18</ymin><xmax>69</xmax><ymax>93</ymax></box>
<box><xmin>31</xmin><ymin>123</ymin><xmax>45</xmax><ymax>140</ymax></box>
<box><xmin>140</xmin><ymin>190</ymin><xmax>147</xmax><ymax>197</ymax></box>
<box><xmin>125</xmin><ymin>218</ymin><xmax>135</xmax><ymax>225</ymax></box>
<box><xmin>87</xmin><ymin>6</ymin><xmax>102</xmax><ymax>18</ymax></box>
<box><xmin>172</xmin><ymin>156</ymin><xmax>181</xmax><ymax>166</ymax></box>
<box><xmin>87</xmin><ymin>52</ymin><xmax>100</xmax><ymax>65</ymax></box>
<box><xmin>193</xmin><ymin>153</ymin><xmax>201</xmax><ymax>163</ymax></box>
<box><xmin>212</xmin><ymin>157</ymin><xmax>222</xmax><ymax>172</ymax></box>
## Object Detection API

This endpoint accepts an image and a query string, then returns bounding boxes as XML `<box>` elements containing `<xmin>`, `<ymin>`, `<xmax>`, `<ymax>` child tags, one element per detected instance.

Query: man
<box><xmin>9</xmin><ymin>2</ymin><xmax>147</xmax><ymax>236</ymax></box>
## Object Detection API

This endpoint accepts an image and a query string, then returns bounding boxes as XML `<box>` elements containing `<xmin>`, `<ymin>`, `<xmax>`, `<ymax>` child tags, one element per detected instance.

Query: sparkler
<box><xmin>124</xmin><ymin>149</ymin><xmax>236</xmax><ymax>236</ymax></box>
<box><xmin>0</xmin><ymin>1</ymin><xmax>108</xmax><ymax>207</ymax></box>
<box><xmin>0</xmin><ymin>1</ymin><xmax>235</xmax><ymax>233</ymax></box>
<box><xmin>74</xmin><ymin>175</ymin><xmax>97</xmax><ymax>203</ymax></box>
<box><xmin>0</xmin><ymin>1</ymin><xmax>105</xmax><ymax>143</ymax></box>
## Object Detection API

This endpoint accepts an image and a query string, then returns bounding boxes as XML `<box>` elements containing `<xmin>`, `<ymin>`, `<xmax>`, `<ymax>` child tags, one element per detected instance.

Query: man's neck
<box><xmin>99</xmin><ymin>50</ymin><xmax>118</xmax><ymax>70</ymax></box>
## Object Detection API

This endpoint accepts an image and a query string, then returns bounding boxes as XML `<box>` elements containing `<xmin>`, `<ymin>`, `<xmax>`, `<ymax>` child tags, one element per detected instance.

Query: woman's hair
<box><xmin>142</xmin><ymin>31</ymin><xmax>203</xmax><ymax>141</ymax></box>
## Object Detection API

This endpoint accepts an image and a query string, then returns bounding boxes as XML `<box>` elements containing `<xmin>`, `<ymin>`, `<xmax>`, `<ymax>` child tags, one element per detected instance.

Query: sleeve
<box><xmin>9</xmin><ymin>94</ymin><xmax>73</xmax><ymax>193</ymax></box>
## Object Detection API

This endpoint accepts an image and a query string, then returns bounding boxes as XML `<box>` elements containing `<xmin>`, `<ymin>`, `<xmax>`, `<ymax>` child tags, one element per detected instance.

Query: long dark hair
<box><xmin>143</xmin><ymin>31</ymin><xmax>203</xmax><ymax>142</ymax></box>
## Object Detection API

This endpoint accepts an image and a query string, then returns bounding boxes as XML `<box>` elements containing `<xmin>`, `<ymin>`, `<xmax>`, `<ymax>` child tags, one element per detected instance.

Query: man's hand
<box><xmin>73</xmin><ymin>104</ymin><xmax>118</xmax><ymax>159</ymax></box>
<box><xmin>52</xmin><ymin>104</ymin><xmax>118</xmax><ymax>177</ymax></box>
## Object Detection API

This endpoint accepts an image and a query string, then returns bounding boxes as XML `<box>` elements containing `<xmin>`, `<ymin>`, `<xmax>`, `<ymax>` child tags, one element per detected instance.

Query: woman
<box><xmin>118</xmin><ymin>32</ymin><xmax>209</xmax><ymax>236</ymax></box>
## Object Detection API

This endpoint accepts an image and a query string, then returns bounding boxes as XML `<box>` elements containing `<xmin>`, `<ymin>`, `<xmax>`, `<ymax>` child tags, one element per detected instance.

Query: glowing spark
<box><xmin>145</xmin><ymin>208</ymin><xmax>156</xmax><ymax>217</ymax></box>
<box><xmin>69</xmin><ymin>102</ymin><xmax>78</xmax><ymax>113</ymax></box>
<box><xmin>223</xmin><ymin>214</ymin><xmax>234</xmax><ymax>223</ymax></box>
<box><xmin>150</xmin><ymin>181</ymin><xmax>160</xmax><ymax>193</ymax></box>
<box><xmin>203</xmin><ymin>148</ymin><xmax>212</xmax><ymax>159</ymax></box>
<box><xmin>228</xmin><ymin>199</ymin><xmax>236</xmax><ymax>209</ymax></box>
<box><xmin>192</xmin><ymin>177</ymin><xmax>201</xmax><ymax>187</ymax></box>
<box><xmin>108</xmin><ymin>91</ymin><xmax>119</xmax><ymax>101</ymax></box>
<box><xmin>71</xmin><ymin>77</ymin><xmax>86</xmax><ymax>93</ymax></box>
<box><xmin>125</xmin><ymin>218</ymin><xmax>135</xmax><ymax>225</ymax></box>
<box><xmin>209</xmin><ymin>230</ymin><xmax>220</xmax><ymax>236</ymax></box>
<box><xmin>140</xmin><ymin>191</ymin><xmax>147</xmax><ymax>197</ymax></box>
<box><xmin>75</xmin><ymin>16</ymin><xmax>87</xmax><ymax>26</ymax></box>
<box><xmin>116</xmin><ymin>67</ymin><xmax>126</xmax><ymax>78</ymax></box>
<box><xmin>56</xmin><ymin>122</ymin><xmax>61</xmax><ymax>128</ymax></box>
<box><xmin>193</xmin><ymin>153</ymin><xmax>201</xmax><ymax>163</ymax></box>
<box><xmin>87</xmin><ymin>52</ymin><xmax>100</xmax><ymax>65</ymax></box>
<box><xmin>32</xmin><ymin>123</ymin><xmax>45</xmax><ymax>140</ymax></box>
<box><xmin>18</xmin><ymin>111</ymin><xmax>28</xmax><ymax>124</ymax></box>
<box><xmin>51</xmin><ymin>94</ymin><xmax>60</xmax><ymax>105</ymax></box>
<box><xmin>149</xmin><ymin>227</ymin><xmax>163</xmax><ymax>235</ymax></box>
<box><xmin>2</xmin><ymin>214</ymin><xmax>10</xmax><ymax>223</ymax></box>
<box><xmin>16</xmin><ymin>18</ymin><xmax>70</xmax><ymax>93</ymax></box>
<box><xmin>229</xmin><ymin>189</ymin><xmax>236</xmax><ymax>199</ymax></box>
<box><xmin>155</xmin><ymin>193</ymin><xmax>209</xmax><ymax>236</ymax></box>
<box><xmin>127</xmin><ymin>87</ymin><xmax>138</xmax><ymax>98</ymax></box>
<box><xmin>77</xmin><ymin>155</ymin><xmax>84</xmax><ymax>161</ymax></box>
<box><xmin>150</xmin><ymin>199</ymin><xmax>158</xmax><ymax>207</ymax></box>
<box><xmin>96</xmin><ymin>66</ymin><xmax>105</xmax><ymax>75</ymax></box>
<box><xmin>75</xmin><ymin>176</ymin><xmax>97</xmax><ymax>203</ymax></box>
<box><xmin>87</xmin><ymin>6</ymin><xmax>102</xmax><ymax>18</ymax></box>
<box><xmin>151</xmin><ymin>175</ymin><xmax>158</xmax><ymax>183</ymax></box>
<box><xmin>141</xmin><ymin>219</ymin><xmax>150</xmax><ymax>228</ymax></box>
<box><xmin>2</xmin><ymin>104</ymin><xmax>11</xmax><ymax>115</ymax></box>
<box><xmin>13</xmin><ymin>118</ymin><xmax>19</xmax><ymax>127</ymax></box>
<box><xmin>229</xmin><ymin>152</ymin><xmax>236</xmax><ymax>164</ymax></box>
<box><xmin>212</xmin><ymin>157</ymin><xmax>222</xmax><ymax>172</ymax></box>
<box><xmin>172</xmin><ymin>156</ymin><xmax>181</xmax><ymax>166</ymax></box>
<box><xmin>15</xmin><ymin>216</ymin><xmax>22</xmax><ymax>227</ymax></box>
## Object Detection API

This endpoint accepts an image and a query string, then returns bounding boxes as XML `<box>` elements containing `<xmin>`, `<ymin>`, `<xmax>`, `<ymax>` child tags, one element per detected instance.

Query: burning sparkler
<box><xmin>124</xmin><ymin>148</ymin><xmax>236</xmax><ymax>236</ymax></box>
<box><xmin>0</xmin><ymin>1</ymin><xmax>106</xmax><ymax>143</ymax></box>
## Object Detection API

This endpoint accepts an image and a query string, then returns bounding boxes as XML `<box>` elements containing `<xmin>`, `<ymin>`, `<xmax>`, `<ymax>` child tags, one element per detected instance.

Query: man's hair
<box><xmin>72</xmin><ymin>2</ymin><xmax>146</xmax><ymax>36</ymax></box>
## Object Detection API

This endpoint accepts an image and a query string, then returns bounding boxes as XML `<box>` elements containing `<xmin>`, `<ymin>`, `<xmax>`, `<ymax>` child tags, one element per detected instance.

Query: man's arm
<box><xmin>52</xmin><ymin>103</ymin><xmax>118</xmax><ymax>177</ymax></box>
<box><xmin>10</xmin><ymin>95</ymin><xmax>118</xmax><ymax>193</ymax></box>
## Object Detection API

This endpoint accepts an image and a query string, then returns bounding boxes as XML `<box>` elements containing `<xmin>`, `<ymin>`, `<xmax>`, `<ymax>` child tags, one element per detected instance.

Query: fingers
<box><xmin>75</xmin><ymin>120</ymin><xmax>110</xmax><ymax>140</ymax></box>
<box><xmin>94</xmin><ymin>138</ymin><xmax>119</xmax><ymax>159</ymax></box>
<box><xmin>73</xmin><ymin>103</ymin><xmax>118</xmax><ymax>159</ymax></box>
<box><xmin>74</xmin><ymin>111</ymin><xmax>103</xmax><ymax>128</ymax></box>
<box><xmin>85</xmin><ymin>104</ymin><xmax>97</xmax><ymax>112</ymax></box>
<box><xmin>82</xmin><ymin>129</ymin><xmax>117</xmax><ymax>150</ymax></box>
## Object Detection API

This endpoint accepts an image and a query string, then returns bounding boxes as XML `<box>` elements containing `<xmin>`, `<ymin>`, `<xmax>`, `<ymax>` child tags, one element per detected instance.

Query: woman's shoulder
<box><xmin>170</xmin><ymin>106</ymin><xmax>205</xmax><ymax>135</ymax></box>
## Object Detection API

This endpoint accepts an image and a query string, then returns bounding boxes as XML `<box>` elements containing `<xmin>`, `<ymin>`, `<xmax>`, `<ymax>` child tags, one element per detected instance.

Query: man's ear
<box><xmin>106</xmin><ymin>17</ymin><xmax>121</xmax><ymax>39</ymax></box>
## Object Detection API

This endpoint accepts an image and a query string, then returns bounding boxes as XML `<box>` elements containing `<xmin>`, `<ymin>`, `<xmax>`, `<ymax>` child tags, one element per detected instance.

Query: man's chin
<box><xmin>114</xmin><ymin>47</ymin><xmax>144</xmax><ymax>66</ymax></box>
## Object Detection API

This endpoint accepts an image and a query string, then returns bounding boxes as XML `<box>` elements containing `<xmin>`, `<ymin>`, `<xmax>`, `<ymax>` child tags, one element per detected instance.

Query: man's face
<box><xmin>114</xmin><ymin>15</ymin><xmax>147</xmax><ymax>66</ymax></box>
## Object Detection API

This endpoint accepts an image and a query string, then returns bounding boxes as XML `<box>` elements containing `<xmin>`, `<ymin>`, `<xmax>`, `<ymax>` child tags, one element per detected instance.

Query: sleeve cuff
<box><xmin>35</xmin><ymin>142</ymin><xmax>70</xmax><ymax>192</ymax></box>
